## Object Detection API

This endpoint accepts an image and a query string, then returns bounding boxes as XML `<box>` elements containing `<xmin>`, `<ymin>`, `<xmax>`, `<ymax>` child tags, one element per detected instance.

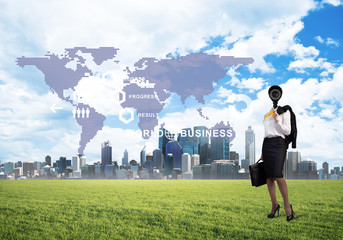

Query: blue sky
<box><xmin>0</xmin><ymin>0</ymin><xmax>343</xmax><ymax>170</ymax></box>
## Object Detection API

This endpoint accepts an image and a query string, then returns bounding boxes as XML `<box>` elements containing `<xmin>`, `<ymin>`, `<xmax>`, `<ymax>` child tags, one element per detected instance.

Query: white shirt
<box><xmin>263</xmin><ymin>107</ymin><xmax>291</xmax><ymax>139</ymax></box>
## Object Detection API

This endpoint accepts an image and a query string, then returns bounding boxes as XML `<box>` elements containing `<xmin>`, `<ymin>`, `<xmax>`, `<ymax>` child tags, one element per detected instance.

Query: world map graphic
<box><xmin>16</xmin><ymin>47</ymin><xmax>254</xmax><ymax>155</ymax></box>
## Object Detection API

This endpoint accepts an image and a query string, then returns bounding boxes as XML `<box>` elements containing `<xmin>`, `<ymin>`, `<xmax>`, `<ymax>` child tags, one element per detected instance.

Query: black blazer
<box><xmin>277</xmin><ymin>105</ymin><xmax>297</xmax><ymax>149</ymax></box>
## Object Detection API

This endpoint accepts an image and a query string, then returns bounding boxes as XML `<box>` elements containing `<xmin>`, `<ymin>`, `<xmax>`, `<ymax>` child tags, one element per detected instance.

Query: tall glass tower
<box><xmin>101</xmin><ymin>141</ymin><xmax>112</xmax><ymax>167</ymax></box>
<box><xmin>245</xmin><ymin>126</ymin><xmax>255</xmax><ymax>166</ymax></box>
<box><xmin>140</xmin><ymin>146</ymin><xmax>146</xmax><ymax>167</ymax></box>
<box><xmin>194</xmin><ymin>126</ymin><xmax>210</xmax><ymax>164</ymax></box>
<box><xmin>122</xmin><ymin>149</ymin><xmax>129</xmax><ymax>166</ymax></box>
<box><xmin>210</xmin><ymin>137</ymin><xmax>226</xmax><ymax>162</ymax></box>
<box><xmin>166</xmin><ymin>141</ymin><xmax>183</xmax><ymax>169</ymax></box>
<box><xmin>159</xmin><ymin>128</ymin><xmax>175</xmax><ymax>161</ymax></box>
<box><xmin>153</xmin><ymin>149</ymin><xmax>163</xmax><ymax>170</ymax></box>
<box><xmin>178</xmin><ymin>128</ymin><xmax>198</xmax><ymax>155</ymax></box>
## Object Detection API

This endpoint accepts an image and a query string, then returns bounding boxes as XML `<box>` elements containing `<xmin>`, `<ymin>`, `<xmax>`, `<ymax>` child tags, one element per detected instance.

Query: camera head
<box><xmin>268</xmin><ymin>85</ymin><xmax>282</xmax><ymax>108</ymax></box>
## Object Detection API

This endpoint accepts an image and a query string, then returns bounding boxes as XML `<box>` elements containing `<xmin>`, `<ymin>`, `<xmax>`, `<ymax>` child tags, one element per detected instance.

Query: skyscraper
<box><xmin>164</xmin><ymin>154</ymin><xmax>174</xmax><ymax>175</ymax></box>
<box><xmin>181</xmin><ymin>153</ymin><xmax>191</xmax><ymax>173</ymax></box>
<box><xmin>210</xmin><ymin>137</ymin><xmax>227</xmax><ymax>162</ymax></box>
<box><xmin>59</xmin><ymin>157</ymin><xmax>67</xmax><ymax>173</ymax></box>
<box><xmin>80</xmin><ymin>155</ymin><xmax>87</xmax><ymax>166</ymax></box>
<box><xmin>153</xmin><ymin>149</ymin><xmax>163</xmax><ymax>170</ymax></box>
<box><xmin>159</xmin><ymin>128</ymin><xmax>174</xmax><ymax>162</ymax></box>
<box><xmin>191</xmin><ymin>154</ymin><xmax>200</xmax><ymax>169</ymax></box>
<box><xmin>45</xmin><ymin>155</ymin><xmax>51</xmax><ymax>166</ymax></box>
<box><xmin>122</xmin><ymin>149</ymin><xmax>129</xmax><ymax>166</ymax></box>
<box><xmin>166</xmin><ymin>141</ymin><xmax>183</xmax><ymax>169</ymax></box>
<box><xmin>23</xmin><ymin>161</ymin><xmax>34</xmax><ymax>176</ymax></box>
<box><xmin>140</xmin><ymin>146</ymin><xmax>146</xmax><ymax>167</ymax></box>
<box><xmin>101</xmin><ymin>141</ymin><xmax>112</xmax><ymax>167</ymax></box>
<box><xmin>322</xmin><ymin>162</ymin><xmax>329</xmax><ymax>176</ymax></box>
<box><xmin>178</xmin><ymin>128</ymin><xmax>198</xmax><ymax>155</ymax></box>
<box><xmin>194</xmin><ymin>126</ymin><xmax>210</xmax><ymax>164</ymax></box>
<box><xmin>72</xmin><ymin>155</ymin><xmax>80</xmax><ymax>172</ymax></box>
<box><xmin>4</xmin><ymin>162</ymin><xmax>14</xmax><ymax>174</ymax></box>
<box><xmin>286</xmin><ymin>151</ymin><xmax>301</xmax><ymax>178</ymax></box>
<box><xmin>245</xmin><ymin>126</ymin><xmax>255</xmax><ymax>166</ymax></box>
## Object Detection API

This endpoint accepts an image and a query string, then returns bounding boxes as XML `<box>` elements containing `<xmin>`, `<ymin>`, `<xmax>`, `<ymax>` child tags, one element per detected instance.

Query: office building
<box><xmin>245</xmin><ymin>126</ymin><xmax>255</xmax><ymax>166</ymax></box>
<box><xmin>145</xmin><ymin>153</ymin><xmax>153</xmax><ymax>169</ymax></box>
<box><xmin>322</xmin><ymin>162</ymin><xmax>329</xmax><ymax>176</ymax></box>
<box><xmin>101</xmin><ymin>141</ymin><xmax>112</xmax><ymax>167</ymax></box>
<box><xmin>229</xmin><ymin>151</ymin><xmax>239</xmax><ymax>165</ymax></box>
<box><xmin>95</xmin><ymin>165</ymin><xmax>102</xmax><ymax>177</ymax></box>
<box><xmin>166</xmin><ymin>141</ymin><xmax>183</xmax><ymax>170</ymax></box>
<box><xmin>181</xmin><ymin>153</ymin><xmax>191</xmax><ymax>173</ymax></box>
<box><xmin>81</xmin><ymin>165</ymin><xmax>89</xmax><ymax>178</ymax></box>
<box><xmin>334</xmin><ymin>167</ymin><xmax>340</xmax><ymax>175</ymax></box>
<box><xmin>298</xmin><ymin>158</ymin><xmax>317</xmax><ymax>179</ymax></box>
<box><xmin>211</xmin><ymin>137</ymin><xmax>227</xmax><ymax>162</ymax></box>
<box><xmin>159</xmin><ymin>128</ymin><xmax>175</xmax><ymax>162</ymax></box>
<box><xmin>140</xmin><ymin>146</ymin><xmax>146</xmax><ymax>167</ymax></box>
<box><xmin>72</xmin><ymin>155</ymin><xmax>80</xmax><ymax>172</ymax></box>
<box><xmin>191</xmin><ymin>154</ymin><xmax>200</xmax><ymax>169</ymax></box>
<box><xmin>194</xmin><ymin>126</ymin><xmax>210</xmax><ymax>164</ymax></box>
<box><xmin>59</xmin><ymin>157</ymin><xmax>67</xmax><ymax>173</ymax></box>
<box><xmin>178</xmin><ymin>128</ymin><xmax>198</xmax><ymax>155</ymax></box>
<box><xmin>23</xmin><ymin>161</ymin><xmax>34</xmax><ymax>176</ymax></box>
<box><xmin>4</xmin><ymin>162</ymin><xmax>14</xmax><ymax>174</ymax></box>
<box><xmin>153</xmin><ymin>149</ymin><xmax>163</xmax><ymax>170</ymax></box>
<box><xmin>241</xmin><ymin>159</ymin><xmax>249</xmax><ymax>172</ymax></box>
<box><xmin>80</xmin><ymin>155</ymin><xmax>87</xmax><ymax>166</ymax></box>
<box><xmin>14</xmin><ymin>167</ymin><xmax>23</xmax><ymax>177</ymax></box>
<box><xmin>105</xmin><ymin>165</ymin><xmax>115</xmax><ymax>178</ymax></box>
<box><xmin>45</xmin><ymin>156</ymin><xmax>51</xmax><ymax>166</ymax></box>
<box><xmin>15</xmin><ymin>161</ymin><xmax>23</xmax><ymax>168</ymax></box>
<box><xmin>286</xmin><ymin>151</ymin><xmax>301</xmax><ymax>178</ymax></box>
<box><xmin>122</xmin><ymin>150</ymin><xmax>129</xmax><ymax>166</ymax></box>
<box><xmin>164</xmin><ymin>154</ymin><xmax>174</xmax><ymax>175</ymax></box>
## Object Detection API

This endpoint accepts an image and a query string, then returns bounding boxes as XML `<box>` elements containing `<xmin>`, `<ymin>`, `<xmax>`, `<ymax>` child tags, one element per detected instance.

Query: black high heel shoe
<box><xmin>267</xmin><ymin>204</ymin><xmax>280</xmax><ymax>218</ymax></box>
<box><xmin>286</xmin><ymin>204</ymin><xmax>295</xmax><ymax>222</ymax></box>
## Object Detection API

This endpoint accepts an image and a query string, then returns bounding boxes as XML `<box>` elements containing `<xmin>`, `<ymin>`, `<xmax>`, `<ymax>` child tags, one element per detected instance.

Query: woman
<box><xmin>261</xmin><ymin>87</ymin><xmax>295</xmax><ymax>222</ymax></box>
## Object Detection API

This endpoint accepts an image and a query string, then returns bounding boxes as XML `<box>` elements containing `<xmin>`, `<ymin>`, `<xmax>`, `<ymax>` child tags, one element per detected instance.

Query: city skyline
<box><xmin>1</xmin><ymin>124</ymin><xmax>343</xmax><ymax>180</ymax></box>
<box><xmin>0</xmin><ymin>124</ymin><xmax>340</xmax><ymax>170</ymax></box>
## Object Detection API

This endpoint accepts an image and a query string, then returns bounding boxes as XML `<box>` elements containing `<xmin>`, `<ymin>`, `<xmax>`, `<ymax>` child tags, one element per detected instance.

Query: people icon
<box><xmin>85</xmin><ymin>108</ymin><xmax>90</xmax><ymax>118</ymax></box>
<box><xmin>73</xmin><ymin>107</ymin><xmax>90</xmax><ymax>119</ymax></box>
<box><xmin>72</xmin><ymin>108</ymin><xmax>76</xmax><ymax>118</ymax></box>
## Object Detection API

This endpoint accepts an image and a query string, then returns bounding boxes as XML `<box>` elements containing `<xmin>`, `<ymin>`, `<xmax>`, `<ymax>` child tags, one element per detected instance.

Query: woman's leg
<box><xmin>267</xmin><ymin>178</ymin><xmax>279</xmax><ymax>212</ymax></box>
<box><xmin>276</xmin><ymin>178</ymin><xmax>291</xmax><ymax>216</ymax></box>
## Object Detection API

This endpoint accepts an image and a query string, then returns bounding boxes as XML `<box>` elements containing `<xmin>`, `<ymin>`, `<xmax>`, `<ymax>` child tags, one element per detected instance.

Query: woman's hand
<box><xmin>260</xmin><ymin>154</ymin><xmax>263</xmax><ymax>160</ymax></box>
<box><xmin>273</xmin><ymin>111</ymin><xmax>279</xmax><ymax>123</ymax></box>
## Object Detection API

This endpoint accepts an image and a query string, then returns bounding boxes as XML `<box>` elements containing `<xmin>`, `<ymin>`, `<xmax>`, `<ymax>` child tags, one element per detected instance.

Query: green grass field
<box><xmin>0</xmin><ymin>180</ymin><xmax>342</xmax><ymax>240</ymax></box>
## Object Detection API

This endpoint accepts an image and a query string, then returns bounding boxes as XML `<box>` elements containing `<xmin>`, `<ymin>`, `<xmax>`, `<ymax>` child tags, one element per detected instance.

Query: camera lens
<box><xmin>271</xmin><ymin>90</ymin><xmax>280</xmax><ymax>99</ymax></box>
<box><xmin>268</xmin><ymin>85</ymin><xmax>282</xmax><ymax>102</ymax></box>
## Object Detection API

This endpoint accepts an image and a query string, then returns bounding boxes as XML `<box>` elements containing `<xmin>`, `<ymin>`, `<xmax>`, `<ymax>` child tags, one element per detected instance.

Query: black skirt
<box><xmin>262</xmin><ymin>136</ymin><xmax>287</xmax><ymax>178</ymax></box>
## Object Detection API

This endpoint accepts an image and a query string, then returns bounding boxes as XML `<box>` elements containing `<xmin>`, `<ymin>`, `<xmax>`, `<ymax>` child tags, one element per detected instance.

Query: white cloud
<box><xmin>314</xmin><ymin>36</ymin><xmax>325</xmax><ymax>43</ymax></box>
<box><xmin>236</xmin><ymin>77</ymin><xmax>265</xmax><ymax>91</ymax></box>
<box><xmin>321</xmin><ymin>0</ymin><xmax>343</xmax><ymax>7</ymax></box>
<box><xmin>326</xmin><ymin>37</ymin><xmax>340</xmax><ymax>47</ymax></box>
<box><xmin>289</xmin><ymin>44</ymin><xmax>319</xmax><ymax>59</ymax></box>
<box><xmin>315</xmin><ymin>36</ymin><xmax>340</xmax><ymax>48</ymax></box>
<box><xmin>288</xmin><ymin>57</ymin><xmax>336</xmax><ymax>73</ymax></box>
<box><xmin>0</xmin><ymin>0</ymin><xmax>317</xmax><ymax>71</ymax></box>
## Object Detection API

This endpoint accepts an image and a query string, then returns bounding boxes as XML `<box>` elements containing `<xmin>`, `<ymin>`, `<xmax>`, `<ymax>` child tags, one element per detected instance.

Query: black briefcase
<box><xmin>249</xmin><ymin>159</ymin><xmax>267</xmax><ymax>187</ymax></box>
